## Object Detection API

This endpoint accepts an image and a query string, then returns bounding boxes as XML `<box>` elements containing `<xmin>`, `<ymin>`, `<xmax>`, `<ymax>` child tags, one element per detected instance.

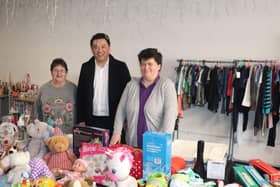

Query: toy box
<box><xmin>80</xmin><ymin>143</ymin><xmax>110</xmax><ymax>185</ymax></box>
<box><xmin>249</xmin><ymin>159</ymin><xmax>280</xmax><ymax>181</ymax></box>
<box><xmin>143</xmin><ymin>131</ymin><xmax>172</xmax><ymax>180</ymax></box>
<box><xmin>233</xmin><ymin>166</ymin><xmax>258</xmax><ymax>187</ymax></box>
<box><xmin>73</xmin><ymin>126</ymin><xmax>109</xmax><ymax>157</ymax></box>
<box><xmin>244</xmin><ymin>165</ymin><xmax>270</xmax><ymax>186</ymax></box>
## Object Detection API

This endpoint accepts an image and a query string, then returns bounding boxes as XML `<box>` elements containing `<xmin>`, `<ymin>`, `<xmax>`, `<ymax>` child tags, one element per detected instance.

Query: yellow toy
<box><xmin>20</xmin><ymin>177</ymin><xmax>57</xmax><ymax>187</ymax></box>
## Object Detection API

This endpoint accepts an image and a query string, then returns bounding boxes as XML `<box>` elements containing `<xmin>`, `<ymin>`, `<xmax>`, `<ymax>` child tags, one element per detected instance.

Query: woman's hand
<box><xmin>109</xmin><ymin>133</ymin><xmax>121</xmax><ymax>146</ymax></box>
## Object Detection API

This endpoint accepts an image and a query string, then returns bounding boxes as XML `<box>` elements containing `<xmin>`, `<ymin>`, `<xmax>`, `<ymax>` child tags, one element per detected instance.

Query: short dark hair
<box><xmin>90</xmin><ymin>33</ymin><xmax>111</xmax><ymax>47</ymax></box>
<box><xmin>138</xmin><ymin>48</ymin><xmax>162</xmax><ymax>66</ymax></box>
<box><xmin>50</xmin><ymin>58</ymin><xmax>68</xmax><ymax>73</ymax></box>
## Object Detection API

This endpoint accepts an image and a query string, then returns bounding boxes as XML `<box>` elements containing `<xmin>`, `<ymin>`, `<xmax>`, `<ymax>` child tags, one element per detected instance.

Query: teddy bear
<box><xmin>63</xmin><ymin>177</ymin><xmax>96</xmax><ymax>187</ymax></box>
<box><xmin>26</xmin><ymin>119</ymin><xmax>54</xmax><ymax>158</ymax></box>
<box><xmin>44</xmin><ymin>127</ymin><xmax>76</xmax><ymax>171</ymax></box>
<box><xmin>2</xmin><ymin>151</ymin><xmax>31</xmax><ymax>184</ymax></box>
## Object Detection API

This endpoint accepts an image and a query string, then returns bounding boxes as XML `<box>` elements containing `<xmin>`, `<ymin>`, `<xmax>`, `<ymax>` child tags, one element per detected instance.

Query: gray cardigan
<box><xmin>113</xmin><ymin>77</ymin><xmax>178</xmax><ymax>147</ymax></box>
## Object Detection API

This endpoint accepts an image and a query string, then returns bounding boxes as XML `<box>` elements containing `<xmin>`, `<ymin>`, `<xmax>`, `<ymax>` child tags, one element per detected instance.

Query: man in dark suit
<box><xmin>76</xmin><ymin>33</ymin><xmax>131</xmax><ymax>138</ymax></box>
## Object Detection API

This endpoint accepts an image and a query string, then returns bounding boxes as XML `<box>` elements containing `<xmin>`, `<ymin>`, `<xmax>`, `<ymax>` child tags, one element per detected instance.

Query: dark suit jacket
<box><xmin>76</xmin><ymin>55</ymin><xmax>131</xmax><ymax>125</ymax></box>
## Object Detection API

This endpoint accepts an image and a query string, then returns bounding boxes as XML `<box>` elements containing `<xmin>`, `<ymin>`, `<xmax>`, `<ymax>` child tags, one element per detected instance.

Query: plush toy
<box><xmin>0</xmin><ymin>145</ymin><xmax>18</xmax><ymax>175</ymax></box>
<box><xmin>3</xmin><ymin>151</ymin><xmax>31</xmax><ymax>184</ymax></box>
<box><xmin>63</xmin><ymin>177</ymin><xmax>96</xmax><ymax>187</ymax></box>
<box><xmin>0</xmin><ymin>122</ymin><xmax>18</xmax><ymax>150</ymax></box>
<box><xmin>55</xmin><ymin>159</ymin><xmax>88</xmax><ymax>184</ymax></box>
<box><xmin>145</xmin><ymin>172</ymin><xmax>168</xmax><ymax>187</ymax></box>
<box><xmin>168</xmin><ymin>173</ymin><xmax>189</xmax><ymax>187</ymax></box>
<box><xmin>106</xmin><ymin>147</ymin><xmax>137</xmax><ymax>187</ymax></box>
<box><xmin>44</xmin><ymin>127</ymin><xmax>76</xmax><ymax>171</ymax></box>
<box><xmin>29</xmin><ymin>157</ymin><xmax>55</xmax><ymax>181</ymax></box>
<box><xmin>26</xmin><ymin>119</ymin><xmax>54</xmax><ymax>158</ymax></box>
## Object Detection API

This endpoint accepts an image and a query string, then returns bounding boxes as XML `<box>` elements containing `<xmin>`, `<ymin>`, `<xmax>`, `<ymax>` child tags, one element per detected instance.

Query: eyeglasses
<box><xmin>52</xmin><ymin>69</ymin><xmax>66</xmax><ymax>74</ymax></box>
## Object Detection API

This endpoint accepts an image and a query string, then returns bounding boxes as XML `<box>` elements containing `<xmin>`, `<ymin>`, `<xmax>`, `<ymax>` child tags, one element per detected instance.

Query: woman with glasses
<box><xmin>34</xmin><ymin>58</ymin><xmax>77</xmax><ymax>134</ymax></box>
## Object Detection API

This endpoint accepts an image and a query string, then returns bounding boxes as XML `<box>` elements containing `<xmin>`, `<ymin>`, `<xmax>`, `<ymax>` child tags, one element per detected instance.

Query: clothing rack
<box><xmin>177</xmin><ymin>59</ymin><xmax>279</xmax><ymax>66</ymax></box>
<box><xmin>175</xmin><ymin>58</ymin><xmax>279</xmax><ymax>182</ymax></box>
<box><xmin>176</xmin><ymin>59</ymin><xmax>234</xmax><ymax>65</ymax></box>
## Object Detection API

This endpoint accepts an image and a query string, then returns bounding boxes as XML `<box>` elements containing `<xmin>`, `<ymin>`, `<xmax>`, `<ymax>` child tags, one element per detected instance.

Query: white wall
<box><xmin>1</xmin><ymin>0</ymin><xmax>280</xmax><ymax>166</ymax></box>
<box><xmin>1</xmin><ymin>0</ymin><xmax>280</xmax><ymax>84</ymax></box>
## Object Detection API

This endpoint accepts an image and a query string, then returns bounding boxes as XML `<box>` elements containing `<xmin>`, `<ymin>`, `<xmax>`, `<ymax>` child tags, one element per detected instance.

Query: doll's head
<box><xmin>72</xmin><ymin>159</ymin><xmax>88</xmax><ymax>172</ymax></box>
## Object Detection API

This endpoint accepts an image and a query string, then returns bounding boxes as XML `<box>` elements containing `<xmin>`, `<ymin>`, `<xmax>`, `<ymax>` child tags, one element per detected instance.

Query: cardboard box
<box><xmin>207</xmin><ymin>159</ymin><xmax>226</xmax><ymax>180</ymax></box>
<box><xmin>143</xmin><ymin>131</ymin><xmax>172</xmax><ymax>180</ymax></box>
<box><xmin>233</xmin><ymin>166</ymin><xmax>258</xmax><ymax>187</ymax></box>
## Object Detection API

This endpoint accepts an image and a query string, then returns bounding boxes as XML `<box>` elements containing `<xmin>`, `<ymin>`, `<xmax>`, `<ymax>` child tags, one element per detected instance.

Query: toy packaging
<box><xmin>233</xmin><ymin>166</ymin><xmax>258</xmax><ymax>187</ymax></box>
<box><xmin>249</xmin><ymin>159</ymin><xmax>280</xmax><ymax>181</ymax></box>
<box><xmin>130</xmin><ymin>148</ymin><xmax>143</xmax><ymax>179</ymax></box>
<box><xmin>243</xmin><ymin>165</ymin><xmax>270</xmax><ymax>186</ymax></box>
<box><xmin>73</xmin><ymin>126</ymin><xmax>110</xmax><ymax>157</ymax></box>
<box><xmin>80</xmin><ymin>142</ymin><xmax>109</xmax><ymax>185</ymax></box>
<box><xmin>143</xmin><ymin>131</ymin><xmax>172</xmax><ymax>180</ymax></box>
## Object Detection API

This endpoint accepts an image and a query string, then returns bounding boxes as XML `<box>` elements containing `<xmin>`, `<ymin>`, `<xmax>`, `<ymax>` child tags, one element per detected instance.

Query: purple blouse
<box><xmin>137</xmin><ymin>76</ymin><xmax>160</xmax><ymax>148</ymax></box>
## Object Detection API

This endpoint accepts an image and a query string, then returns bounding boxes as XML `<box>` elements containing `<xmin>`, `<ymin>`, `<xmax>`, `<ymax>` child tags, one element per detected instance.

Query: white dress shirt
<box><xmin>92</xmin><ymin>59</ymin><xmax>109</xmax><ymax>116</ymax></box>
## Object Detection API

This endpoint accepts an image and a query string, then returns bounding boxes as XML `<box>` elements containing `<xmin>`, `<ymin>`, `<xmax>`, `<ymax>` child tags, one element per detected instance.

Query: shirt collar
<box><xmin>94</xmin><ymin>58</ymin><xmax>109</xmax><ymax>69</ymax></box>
<box><xmin>140</xmin><ymin>76</ymin><xmax>160</xmax><ymax>88</ymax></box>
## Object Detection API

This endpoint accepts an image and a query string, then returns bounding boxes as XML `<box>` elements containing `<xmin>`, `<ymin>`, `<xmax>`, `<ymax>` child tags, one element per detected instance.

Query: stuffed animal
<box><xmin>0</xmin><ymin>122</ymin><xmax>18</xmax><ymax>150</ymax></box>
<box><xmin>169</xmin><ymin>173</ymin><xmax>189</xmax><ymax>187</ymax></box>
<box><xmin>106</xmin><ymin>147</ymin><xmax>137</xmax><ymax>187</ymax></box>
<box><xmin>26</xmin><ymin>119</ymin><xmax>54</xmax><ymax>158</ymax></box>
<box><xmin>44</xmin><ymin>127</ymin><xmax>76</xmax><ymax>171</ymax></box>
<box><xmin>29</xmin><ymin>157</ymin><xmax>55</xmax><ymax>181</ymax></box>
<box><xmin>63</xmin><ymin>177</ymin><xmax>96</xmax><ymax>187</ymax></box>
<box><xmin>3</xmin><ymin>151</ymin><xmax>31</xmax><ymax>184</ymax></box>
<box><xmin>55</xmin><ymin>159</ymin><xmax>88</xmax><ymax>184</ymax></box>
<box><xmin>0</xmin><ymin>145</ymin><xmax>18</xmax><ymax>175</ymax></box>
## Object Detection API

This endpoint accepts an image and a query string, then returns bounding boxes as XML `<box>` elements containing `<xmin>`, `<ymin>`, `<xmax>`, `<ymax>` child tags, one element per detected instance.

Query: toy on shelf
<box><xmin>106</xmin><ymin>147</ymin><xmax>137</xmax><ymax>187</ymax></box>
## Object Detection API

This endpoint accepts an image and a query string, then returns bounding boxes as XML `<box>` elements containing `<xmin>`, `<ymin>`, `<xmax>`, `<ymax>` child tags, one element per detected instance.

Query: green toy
<box><xmin>146</xmin><ymin>172</ymin><xmax>168</xmax><ymax>187</ymax></box>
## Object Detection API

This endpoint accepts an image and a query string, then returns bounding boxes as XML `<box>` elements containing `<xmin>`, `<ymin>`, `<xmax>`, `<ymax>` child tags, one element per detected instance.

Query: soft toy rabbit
<box><xmin>26</xmin><ymin>119</ymin><xmax>54</xmax><ymax>158</ymax></box>
<box><xmin>106</xmin><ymin>147</ymin><xmax>137</xmax><ymax>187</ymax></box>
<box><xmin>2</xmin><ymin>151</ymin><xmax>31</xmax><ymax>184</ymax></box>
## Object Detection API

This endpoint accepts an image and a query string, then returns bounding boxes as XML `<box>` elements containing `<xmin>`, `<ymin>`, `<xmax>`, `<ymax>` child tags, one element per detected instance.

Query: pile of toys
<box><xmin>0</xmin><ymin>117</ymin><xmax>279</xmax><ymax>187</ymax></box>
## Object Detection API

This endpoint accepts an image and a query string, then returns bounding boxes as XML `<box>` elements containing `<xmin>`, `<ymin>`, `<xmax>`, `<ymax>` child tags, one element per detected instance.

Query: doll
<box><xmin>55</xmin><ymin>159</ymin><xmax>88</xmax><ymax>184</ymax></box>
